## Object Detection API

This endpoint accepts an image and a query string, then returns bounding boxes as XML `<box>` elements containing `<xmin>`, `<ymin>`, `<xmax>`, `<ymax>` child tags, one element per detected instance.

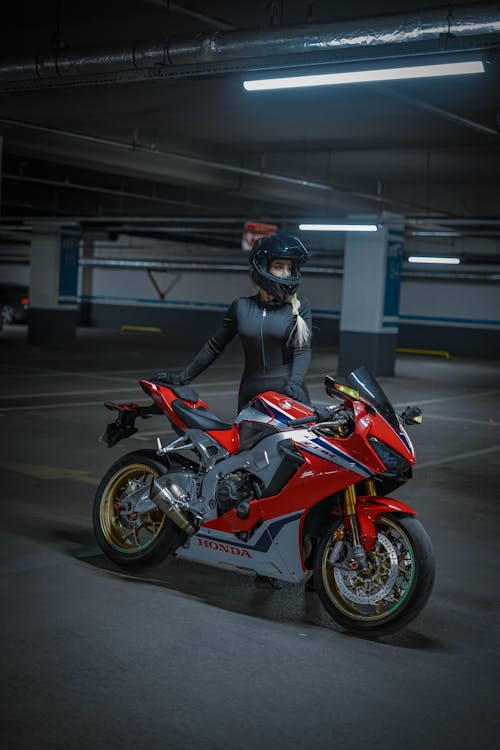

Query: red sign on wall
<box><xmin>242</xmin><ymin>221</ymin><xmax>278</xmax><ymax>251</ymax></box>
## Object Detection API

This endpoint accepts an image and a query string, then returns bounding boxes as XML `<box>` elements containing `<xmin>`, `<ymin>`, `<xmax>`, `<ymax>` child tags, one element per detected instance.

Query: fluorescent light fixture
<box><xmin>299</xmin><ymin>223</ymin><xmax>378</xmax><ymax>232</ymax></box>
<box><xmin>243</xmin><ymin>60</ymin><xmax>485</xmax><ymax>91</ymax></box>
<box><xmin>408</xmin><ymin>256</ymin><xmax>460</xmax><ymax>264</ymax></box>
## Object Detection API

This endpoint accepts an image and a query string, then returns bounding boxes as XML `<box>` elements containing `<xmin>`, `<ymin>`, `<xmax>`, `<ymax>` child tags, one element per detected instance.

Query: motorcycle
<box><xmin>93</xmin><ymin>366</ymin><xmax>434</xmax><ymax>636</ymax></box>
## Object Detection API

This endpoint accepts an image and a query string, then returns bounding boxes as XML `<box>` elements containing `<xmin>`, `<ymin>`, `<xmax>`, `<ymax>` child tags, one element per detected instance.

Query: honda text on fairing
<box><xmin>93</xmin><ymin>366</ymin><xmax>434</xmax><ymax>636</ymax></box>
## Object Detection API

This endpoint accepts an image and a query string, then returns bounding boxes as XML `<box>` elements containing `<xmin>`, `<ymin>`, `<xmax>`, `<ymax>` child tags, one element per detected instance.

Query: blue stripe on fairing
<box><xmin>198</xmin><ymin>512</ymin><xmax>302</xmax><ymax>553</ymax></box>
<box><xmin>299</xmin><ymin>446</ymin><xmax>367</xmax><ymax>478</ymax></box>
<box><xmin>305</xmin><ymin>436</ymin><xmax>371</xmax><ymax>476</ymax></box>
<box><xmin>265</xmin><ymin>403</ymin><xmax>291</xmax><ymax>423</ymax></box>
<box><xmin>265</xmin><ymin>402</ymin><xmax>371</xmax><ymax>473</ymax></box>
<box><xmin>397</xmin><ymin>427</ymin><xmax>413</xmax><ymax>454</ymax></box>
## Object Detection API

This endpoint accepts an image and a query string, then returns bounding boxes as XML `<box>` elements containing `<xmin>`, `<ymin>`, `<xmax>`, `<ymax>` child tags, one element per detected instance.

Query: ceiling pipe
<box><xmin>1</xmin><ymin>253</ymin><xmax>497</xmax><ymax>279</ymax></box>
<box><xmin>77</xmin><ymin>257</ymin><xmax>499</xmax><ymax>281</ymax></box>
<box><xmin>78</xmin><ymin>257</ymin><xmax>343</xmax><ymax>275</ymax></box>
<box><xmin>0</xmin><ymin>3</ymin><xmax>498</xmax><ymax>85</ymax></box>
<box><xmin>408</xmin><ymin>217</ymin><xmax>500</xmax><ymax>225</ymax></box>
<box><xmin>2</xmin><ymin>173</ymin><xmax>212</xmax><ymax>211</ymax></box>
<box><xmin>0</xmin><ymin>116</ymin><xmax>455</xmax><ymax>215</ymax></box>
<box><xmin>3</xmin><ymin>215</ymin><xmax>500</xmax><ymax>230</ymax></box>
<box><xmin>0</xmin><ymin>116</ymin><xmax>331</xmax><ymax>193</ymax></box>
<box><xmin>371</xmin><ymin>85</ymin><xmax>499</xmax><ymax>138</ymax></box>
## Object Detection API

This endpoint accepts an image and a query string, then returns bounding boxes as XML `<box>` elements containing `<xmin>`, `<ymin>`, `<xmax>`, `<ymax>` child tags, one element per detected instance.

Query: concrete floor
<box><xmin>1</xmin><ymin>324</ymin><xmax>499</xmax><ymax>750</ymax></box>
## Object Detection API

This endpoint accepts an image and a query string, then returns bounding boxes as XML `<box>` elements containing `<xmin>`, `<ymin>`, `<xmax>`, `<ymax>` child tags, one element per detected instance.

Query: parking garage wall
<box><xmin>75</xmin><ymin>237</ymin><xmax>499</xmax><ymax>359</ymax></box>
<box><xmin>1</xmin><ymin>239</ymin><xmax>499</xmax><ymax>358</ymax></box>
<box><xmin>80</xmin><ymin>269</ymin><xmax>499</xmax><ymax>358</ymax></box>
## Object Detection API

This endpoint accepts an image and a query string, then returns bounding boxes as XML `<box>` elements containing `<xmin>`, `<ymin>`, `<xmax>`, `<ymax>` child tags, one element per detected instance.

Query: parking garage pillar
<box><xmin>0</xmin><ymin>135</ymin><xmax>3</xmax><ymax>211</ymax></box>
<box><xmin>79</xmin><ymin>234</ymin><xmax>96</xmax><ymax>326</ymax></box>
<box><xmin>338</xmin><ymin>214</ymin><xmax>404</xmax><ymax>377</ymax></box>
<box><xmin>28</xmin><ymin>228</ymin><xmax>80</xmax><ymax>345</ymax></box>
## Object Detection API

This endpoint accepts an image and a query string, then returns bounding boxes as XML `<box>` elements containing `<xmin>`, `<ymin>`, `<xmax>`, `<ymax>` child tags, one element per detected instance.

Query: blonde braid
<box><xmin>287</xmin><ymin>293</ymin><xmax>311</xmax><ymax>348</ymax></box>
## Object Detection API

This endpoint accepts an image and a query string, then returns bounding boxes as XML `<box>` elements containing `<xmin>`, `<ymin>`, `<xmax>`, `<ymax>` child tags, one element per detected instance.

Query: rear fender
<box><xmin>355</xmin><ymin>495</ymin><xmax>417</xmax><ymax>551</ymax></box>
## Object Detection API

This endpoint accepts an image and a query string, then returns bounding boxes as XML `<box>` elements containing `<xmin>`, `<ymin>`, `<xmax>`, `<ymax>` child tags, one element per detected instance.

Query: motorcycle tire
<box><xmin>314</xmin><ymin>514</ymin><xmax>435</xmax><ymax>637</ymax></box>
<box><xmin>93</xmin><ymin>449</ymin><xmax>187</xmax><ymax>568</ymax></box>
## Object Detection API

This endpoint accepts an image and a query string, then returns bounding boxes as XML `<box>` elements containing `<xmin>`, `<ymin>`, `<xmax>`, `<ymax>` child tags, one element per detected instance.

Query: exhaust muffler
<box><xmin>149</xmin><ymin>477</ymin><xmax>196</xmax><ymax>536</ymax></box>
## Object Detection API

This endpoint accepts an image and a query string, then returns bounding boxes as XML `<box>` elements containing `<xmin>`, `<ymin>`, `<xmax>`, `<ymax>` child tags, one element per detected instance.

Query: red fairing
<box><xmin>334</xmin><ymin>401</ymin><xmax>415</xmax><ymax>473</ymax></box>
<box><xmin>139</xmin><ymin>379</ymin><xmax>207</xmax><ymax>430</ymax></box>
<box><xmin>206</xmin><ymin>427</ymin><xmax>240</xmax><ymax>454</ymax></box>
<box><xmin>139</xmin><ymin>379</ymin><xmax>240</xmax><ymax>453</ymax></box>
<box><xmin>355</xmin><ymin>495</ymin><xmax>417</xmax><ymax>551</ymax></box>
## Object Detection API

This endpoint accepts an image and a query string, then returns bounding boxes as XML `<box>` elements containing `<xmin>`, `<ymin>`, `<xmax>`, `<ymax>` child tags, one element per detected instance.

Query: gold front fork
<box><xmin>344</xmin><ymin>484</ymin><xmax>361</xmax><ymax>547</ymax></box>
<box><xmin>365</xmin><ymin>478</ymin><xmax>376</xmax><ymax>496</ymax></box>
<box><xmin>343</xmin><ymin>484</ymin><xmax>369</xmax><ymax>569</ymax></box>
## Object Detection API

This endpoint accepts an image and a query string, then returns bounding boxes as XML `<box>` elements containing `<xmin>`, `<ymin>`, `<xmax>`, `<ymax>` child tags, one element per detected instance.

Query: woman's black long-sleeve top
<box><xmin>181</xmin><ymin>294</ymin><xmax>312</xmax><ymax>410</ymax></box>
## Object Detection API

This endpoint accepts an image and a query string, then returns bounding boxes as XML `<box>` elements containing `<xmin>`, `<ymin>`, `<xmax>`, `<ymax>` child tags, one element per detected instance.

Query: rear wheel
<box><xmin>314</xmin><ymin>514</ymin><xmax>435</xmax><ymax>636</ymax></box>
<box><xmin>92</xmin><ymin>450</ymin><xmax>187</xmax><ymax>568</ymax></box>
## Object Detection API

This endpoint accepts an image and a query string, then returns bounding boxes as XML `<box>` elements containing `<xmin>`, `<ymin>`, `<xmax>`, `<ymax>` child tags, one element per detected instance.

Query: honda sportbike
<box><xmin>93</xmin><ymin>366</ymin><xmax>434</xmax><ymax>636</ymax></box>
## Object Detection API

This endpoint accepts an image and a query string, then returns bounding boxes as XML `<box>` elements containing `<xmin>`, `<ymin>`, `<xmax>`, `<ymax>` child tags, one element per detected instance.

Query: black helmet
<box><xmin>249</xmin><ymin>233</ymin><xmax>308</xmax><ymax>301</ymax></box>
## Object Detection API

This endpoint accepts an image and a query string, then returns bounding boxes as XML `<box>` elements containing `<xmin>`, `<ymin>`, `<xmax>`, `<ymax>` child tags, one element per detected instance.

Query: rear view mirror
<box><xmin>400</xmin><ymin>405</ymin><xmax>423</xmax><ymax>425</ymax></box>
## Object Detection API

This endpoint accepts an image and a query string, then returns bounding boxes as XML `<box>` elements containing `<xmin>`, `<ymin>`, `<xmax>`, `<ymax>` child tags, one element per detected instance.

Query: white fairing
<box><xmin>176</xmin><ymin>510</ymin><xmax>307</xmax><ymax>583</ymax></box>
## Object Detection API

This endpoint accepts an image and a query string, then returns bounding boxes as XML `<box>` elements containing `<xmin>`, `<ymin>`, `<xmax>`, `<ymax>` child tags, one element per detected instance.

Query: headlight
<box><xmin>368</xmin><ymin>437</ymin><xmax>410</xmax><ymax>473</ymax></box>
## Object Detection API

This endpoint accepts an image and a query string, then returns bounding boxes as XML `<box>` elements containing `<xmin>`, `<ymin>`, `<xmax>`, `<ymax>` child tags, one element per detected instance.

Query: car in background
<box><xmin>0</xmin><ymin>283</ymin><xmax>29</xmax><ymax>327</ymax></box>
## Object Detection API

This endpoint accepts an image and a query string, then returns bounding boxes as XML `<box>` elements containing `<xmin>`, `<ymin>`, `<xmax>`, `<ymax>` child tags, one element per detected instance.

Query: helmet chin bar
<box><xmin>254</xmin><ymin>270</ymin><xmax>300</xmax><ymax>301</ymax></box>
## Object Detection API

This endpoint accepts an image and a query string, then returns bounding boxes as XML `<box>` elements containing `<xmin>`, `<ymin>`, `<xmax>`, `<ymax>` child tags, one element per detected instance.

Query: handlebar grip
<box><xmin>286</xmin><ymin>415</ymin><xmax>317</xmax><ymax>426</ymax></box>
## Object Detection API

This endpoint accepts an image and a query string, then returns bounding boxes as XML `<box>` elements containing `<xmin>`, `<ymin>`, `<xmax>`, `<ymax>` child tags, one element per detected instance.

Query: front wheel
<box><xmin>93</xmin><ymin>450</ymin><xmax>187</xmax><ymax>568</ymax></box>
<box><xmin>314</xmin><ymin>514</ymin><xmax>435</xmax><ymax>636</ymax></box>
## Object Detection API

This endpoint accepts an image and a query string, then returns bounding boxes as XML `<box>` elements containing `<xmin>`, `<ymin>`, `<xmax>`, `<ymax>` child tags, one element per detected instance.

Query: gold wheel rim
<box><xmin>100</xmin><ymin>463</ymin><xmax>167</xmax><ymax>553</ymax></box>
<box><xmin>321</xmin><ymin>516</ymin><xmax>415</xmax><ymax>623</ymax></box>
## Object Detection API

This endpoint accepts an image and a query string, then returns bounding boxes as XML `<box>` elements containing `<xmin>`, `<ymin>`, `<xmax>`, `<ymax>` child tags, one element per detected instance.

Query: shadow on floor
<box><xmin>15</xmin><ymin>518</ymin><xmax>448</xmax><ymax>651</ymax></box>
<box><xmin>82</xmin><ymin>543</ymin><xmax>447</xmax><ymax>652</ymax></box>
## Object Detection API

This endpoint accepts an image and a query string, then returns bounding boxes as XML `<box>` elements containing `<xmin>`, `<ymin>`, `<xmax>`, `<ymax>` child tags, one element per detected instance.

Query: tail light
<box><xmin>20</xmin><ymin>297</ymin><xmax>29</xmax><ymax>306</ymax></box>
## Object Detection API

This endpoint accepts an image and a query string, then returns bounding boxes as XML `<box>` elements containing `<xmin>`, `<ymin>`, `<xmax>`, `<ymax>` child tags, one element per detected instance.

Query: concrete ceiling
<box><xmin>0</xmin><ymin>1</ymin><xmax>499</xmax><ymax>259</ymax></box>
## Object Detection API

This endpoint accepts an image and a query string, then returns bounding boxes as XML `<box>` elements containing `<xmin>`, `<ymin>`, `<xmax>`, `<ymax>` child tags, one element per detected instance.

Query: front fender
<box><xmin>355</xmin><ymin>495</ymin><xmax>417</xmax><ymax>552</ymax></box>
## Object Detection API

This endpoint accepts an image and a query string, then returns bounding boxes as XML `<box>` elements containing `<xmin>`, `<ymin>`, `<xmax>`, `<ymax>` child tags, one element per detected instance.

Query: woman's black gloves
<box><xmin>283</xmin><ymin>382</ymin><xmax>307</xmax><ymax>402</ymax></box>
<box><xmin>151</xmin><ymin>371</ymin><xmax>190</xmax><ymax>385</ymax></box>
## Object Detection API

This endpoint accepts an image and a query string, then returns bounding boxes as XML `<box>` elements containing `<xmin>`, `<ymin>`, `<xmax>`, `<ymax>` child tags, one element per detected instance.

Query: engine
<box><xmin>161</xmin><ymin>468</ymin><xmax>198</xmax><ymax>500</ymax></box>
<box><xmin>215</xmin><ymin>471</ymin><xmax>261</xmax><ymax>516</ymax></box>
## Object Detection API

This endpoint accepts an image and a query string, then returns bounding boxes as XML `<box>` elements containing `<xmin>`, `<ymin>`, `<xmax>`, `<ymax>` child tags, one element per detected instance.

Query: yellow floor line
<box><xmin>396</xmin><ymin>347</ymin><xmax>450</xmax><ymax>359</ymax></box>
<box><xmin>121</xmin><ymin>325</ymin><xmax>163</xmax><ymax>334</ymax></box>
<box><xmin>0</xmin><ymin>461</ymin><xmax>100</xmax><ymax>485</ymax></box>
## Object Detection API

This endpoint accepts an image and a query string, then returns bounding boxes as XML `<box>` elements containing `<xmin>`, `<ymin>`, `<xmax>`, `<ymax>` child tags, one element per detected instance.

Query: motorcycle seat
<box><xmin>171</xmin><ymin>399</ymin><xmax>233</xmax><ymax>431</ymax></box>
<box><xmin>162</xmin><ymin>384</ymin><xmax>200</xmax><ymax>403</ymax></box>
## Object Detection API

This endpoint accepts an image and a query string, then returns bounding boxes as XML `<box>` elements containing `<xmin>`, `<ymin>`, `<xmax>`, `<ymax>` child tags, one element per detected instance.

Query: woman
<box><xmin>153</xmin><ymin>233</ymin><xmax>312</xmax><ymax>411</ymax></box>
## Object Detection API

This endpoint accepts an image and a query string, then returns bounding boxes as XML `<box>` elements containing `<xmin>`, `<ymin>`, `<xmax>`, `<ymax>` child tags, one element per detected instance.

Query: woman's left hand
<box><xmin>283</xmin><ymin>382</ymin><xmax>307</xmax><ymax>402</ymax></box>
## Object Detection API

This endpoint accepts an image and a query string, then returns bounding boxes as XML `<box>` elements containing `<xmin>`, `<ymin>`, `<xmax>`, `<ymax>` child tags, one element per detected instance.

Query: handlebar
<box><xmin>286</xmin><ymin>406</ymin><xmax>347</xmax><ymax>427</ymax></box>
<box><xmin>286</xmin><ymin>415</ymin><xmax>318</xmax><ymax>426</ymax></box>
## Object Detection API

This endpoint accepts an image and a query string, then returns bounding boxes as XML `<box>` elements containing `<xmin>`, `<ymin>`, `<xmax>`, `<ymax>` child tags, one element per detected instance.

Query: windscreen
<box><xmin>346</xmin><ymin>366</ymin><xmax>400</xmax><ymax>432</ymax></box>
